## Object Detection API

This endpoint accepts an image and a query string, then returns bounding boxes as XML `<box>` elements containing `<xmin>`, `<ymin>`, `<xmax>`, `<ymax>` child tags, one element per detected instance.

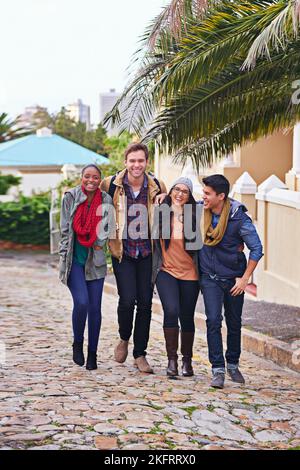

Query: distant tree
<box><xmin>0</xmin><ymin>172</ymin><xmax>21</xmax><ymax>194</ymax></box>
<box><xmin>31</xmin><ymin>107</ymin><xmax>55</xmax><ymax>130</ymax></box>
<box><xmin>53</xmin><ymin>107</ymin><xmax>76</xmax><ymax>140</ymax></box>
<box><xmin>83</xmin><ymin>123</ymin><xmax>107</xmax><ymax>155</ymax></box>
<box><xmin>100</xmin><ymin>131</ymin><xmax>134</xmax><ymax>177</ymax></box>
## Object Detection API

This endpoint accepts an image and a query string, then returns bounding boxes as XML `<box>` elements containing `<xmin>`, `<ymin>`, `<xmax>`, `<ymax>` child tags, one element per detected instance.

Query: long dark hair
<box><xmin>158</xmin><ymin>190</ymin><xmax>198</xmax><ymax>254</ymax></box>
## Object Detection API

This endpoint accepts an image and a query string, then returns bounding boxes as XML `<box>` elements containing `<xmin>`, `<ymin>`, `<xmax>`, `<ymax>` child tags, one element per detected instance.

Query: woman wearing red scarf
<box><xmin>59</xmin><ymin>164</ymin><xmax>113</xmax><ymax>370</ymax></box>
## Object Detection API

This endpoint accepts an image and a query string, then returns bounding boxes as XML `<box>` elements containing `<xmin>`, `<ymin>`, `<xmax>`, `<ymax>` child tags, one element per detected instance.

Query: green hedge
<box><xmin>0</xmin><ymin>194</ymin><xmax>51</xmax><ymax>244</ymax></box>
<box><xmin>0</xmin><ymin>172</ymin><xmax>21</xmax><ymax>195</ymax></box>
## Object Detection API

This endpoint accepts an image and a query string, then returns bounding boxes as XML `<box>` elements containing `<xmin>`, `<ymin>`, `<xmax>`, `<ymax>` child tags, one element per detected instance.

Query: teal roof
<box><xmin>0</xmin><ymin>134</ymin><xmax>108</xmax><ymax>167</ymax></box>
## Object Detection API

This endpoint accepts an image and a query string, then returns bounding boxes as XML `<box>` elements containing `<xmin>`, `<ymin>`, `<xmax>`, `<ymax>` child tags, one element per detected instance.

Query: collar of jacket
<box><xmin>113</xmin><ymin>168</ymin><xmax>160</xmax><ymax>197</ymax></box>
<box><xmin>199</xmin><ymin>198</ymin><xmax>248</xmax><ymax>220</ymax></box>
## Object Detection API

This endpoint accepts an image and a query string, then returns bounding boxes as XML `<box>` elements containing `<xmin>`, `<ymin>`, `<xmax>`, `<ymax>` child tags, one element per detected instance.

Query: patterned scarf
<box><xmin>202</xmin><ymin>198</ymin><xmax>231</xmax><ymax>247</ymax></box>
<box><xmin>73</xmin><ymin>185</ymin><xmax>102</xmax><ymax>248</ymax></box>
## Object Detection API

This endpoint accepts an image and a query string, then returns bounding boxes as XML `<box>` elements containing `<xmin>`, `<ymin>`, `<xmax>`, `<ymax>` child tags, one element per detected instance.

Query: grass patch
<box><xmin>207</xmin><ymin>404</ymin><xmax>215</xmax><ymax>412</ymax></box>
<box><xmin>165</xmin><ymin>440</ymin><xmax>176</xmax><ymax>450</ymax></box>
<box><xmin>164</xmin><ymin>415</ymin><xmax>174</xmax><ymax>425</ymax></box>
<box><xmin>149</xmin><ymin>423</ymin><xmax>164</xmax><ymax>434</ymax></box>
<box><xmin>149</xmin><ymin>403</ymin><xmax>164</xmax><ymax>411</ymax></box>
<box><xmin>181</xmin><ymin>406</ymin><xmax>198</xmax><ymax>417</ymax></box>
<box><xmin>245</xmin><ymin>426</ymin><xmax>254</xmax><ymax>436</ymax></box>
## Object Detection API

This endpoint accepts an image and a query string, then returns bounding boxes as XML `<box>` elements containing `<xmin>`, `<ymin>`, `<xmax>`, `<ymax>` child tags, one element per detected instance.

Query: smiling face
<box><xmin>170</xmin><ymin>184</ymin><xmax>190</xmax><ymax>207</ymax></box>
<box><xmin>124</xmin><ymin>150</ymin><xmax>148</xmax><ymax>180</ymax></box>
<box><xmin>202</xmin><ymin>184</ymin><xmax>225</xmax><ymax>211</ymax></box>
<box><xmin>81</xmin><ymin>166</ymin><xmax>101</xmax><ymax>193</ymax></box>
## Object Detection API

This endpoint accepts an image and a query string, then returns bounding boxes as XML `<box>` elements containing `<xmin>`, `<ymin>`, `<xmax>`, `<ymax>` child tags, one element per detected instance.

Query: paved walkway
<box><xmin>0</xmin><ymin>255</ymin><xmax>300</xmax><ymax>450</ymax></box>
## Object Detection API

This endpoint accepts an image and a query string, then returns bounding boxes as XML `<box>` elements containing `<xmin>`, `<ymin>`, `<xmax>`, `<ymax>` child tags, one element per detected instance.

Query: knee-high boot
<box><xmin>181</xmin><ymin>331</ymin><xmax>194</xmax><ymax>376</ymax></box>
<box><xmin>163</xmin><ymin>327</ymin><xmax>179</xmax><ymax>377</ymax></box>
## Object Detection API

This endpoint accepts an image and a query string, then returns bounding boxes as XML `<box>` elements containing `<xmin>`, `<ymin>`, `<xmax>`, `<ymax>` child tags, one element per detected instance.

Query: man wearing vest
<box><xmin>100</xmin><ymin>143</ymin><xmax>167</xmax><ymax>373</ymax></box>
<box><xmin>199</xmin><ymin>174</ymin><xmax>263</xmax><ymax>389</ymax></box>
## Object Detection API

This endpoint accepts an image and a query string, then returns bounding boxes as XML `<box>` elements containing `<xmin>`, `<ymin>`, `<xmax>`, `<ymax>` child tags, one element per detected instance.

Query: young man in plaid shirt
<box><xmin>101</xmin><ymin>143</ymin><xmax>166</xmax><ymax>373</ymax></box>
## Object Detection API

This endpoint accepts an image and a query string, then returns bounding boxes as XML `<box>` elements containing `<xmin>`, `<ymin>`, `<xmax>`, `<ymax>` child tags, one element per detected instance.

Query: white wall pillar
<box><xmin>293</xmin><ymin>122</ymin><xmax>300</xmax><ymax>174</ymax></box>
<box><xmin>256</xmin><ymin>175</ymin><xmax>287</xmax><ymax>200</ymax></box>
<box><xmin>286</xmin><ymin>123</ymin><xmax>300</xmax><ymax>190</ymax></box>
<box><xmin>231</xmin><ymin>171</ymin><xmax>257</xmax><ymax>219</ymax></box>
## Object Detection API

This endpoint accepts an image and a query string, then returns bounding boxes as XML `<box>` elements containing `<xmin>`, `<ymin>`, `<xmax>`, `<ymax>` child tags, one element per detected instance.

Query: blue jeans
<box><xmin>200</xmin><ymin>274</ymin><xmax>244</xmax><ymax>373</ymax></box>
<box><xmin>156</xmin><ymin>270</ymin><xmax>199</xmax><ymax>332</ymax></box>
<box><xmin>67</xmin><ymin>262</ymin><xmax>104</xmax><ymax>352</ymax></box>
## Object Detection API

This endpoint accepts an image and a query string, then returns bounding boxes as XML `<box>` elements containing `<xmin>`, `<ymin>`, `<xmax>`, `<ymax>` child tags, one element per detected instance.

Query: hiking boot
<box><xmin>114</xmin><ymin>339</ymin><xmax>129</xmax><ymax>363</ymax></box>
<box><xmin>210</xmin><ymin>372</ymin><xmax>225</xmax><ymax>389</ymax></box>
<box><xmin>227</xmin><ymin>367</ymin><xmax>245</xmax><ymax>384</ymax></box>
<box><xmin>134</xmin><ymin>356</ymin><xmax>153</xmax><ymax>374</ymax></box>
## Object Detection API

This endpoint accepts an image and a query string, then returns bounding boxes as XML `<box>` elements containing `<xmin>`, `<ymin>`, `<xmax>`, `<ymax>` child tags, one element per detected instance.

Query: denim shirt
<box><xmin>211</xmin><ymin>213</ymin><xmax>263</xmax><ymax>262</ymax></box>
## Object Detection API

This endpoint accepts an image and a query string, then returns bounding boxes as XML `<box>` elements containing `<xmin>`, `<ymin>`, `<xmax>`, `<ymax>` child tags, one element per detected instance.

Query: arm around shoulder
<box><xmin>100</xmin><ymin>176</ymin><xmax>111</xmax><ymax>193</ymax></box>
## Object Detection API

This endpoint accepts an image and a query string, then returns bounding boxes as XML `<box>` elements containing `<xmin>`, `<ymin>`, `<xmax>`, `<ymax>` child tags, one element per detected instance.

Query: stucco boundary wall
<box><xmin>104</xmin><ymin>282</ymin><xmax>300</xmax><ymax>374</ymax></box>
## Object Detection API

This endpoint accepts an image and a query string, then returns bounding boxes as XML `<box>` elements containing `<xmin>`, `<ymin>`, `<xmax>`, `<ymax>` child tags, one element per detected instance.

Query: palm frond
<box><xmin>243</xmin><ymin>0</ymin><xmax>300</xmax><ymax>69</ymax></box>
<box><xmin>147</xmin><ymin>0</ymin><xmax>216</xmax><ymax>49</ymax></box>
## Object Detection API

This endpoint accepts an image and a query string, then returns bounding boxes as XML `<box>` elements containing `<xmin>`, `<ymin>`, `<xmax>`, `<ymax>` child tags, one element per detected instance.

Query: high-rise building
<box><xmin>17</xmin><ymin>105</ymin><xmax>48</xmax><ymax>129</ymax></box>
<box><xmin>66</xmin><ymin>99</ymin><xmax>91</xmax><ymax>130</ymax></box>
<box><xmin>99</xmin><ymin>89</ymin><xmax>121</xmax><ymax>136</ymax></box>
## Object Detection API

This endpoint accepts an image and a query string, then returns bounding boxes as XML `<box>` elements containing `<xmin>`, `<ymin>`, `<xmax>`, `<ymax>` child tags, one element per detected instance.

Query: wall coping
<box><xmin>256</xmin><ymin>174</ymin><xmax>288</xmax><ymax>200</ymax></box>
<box><xmin>232</xmin><ymin>171</ymin><xmax>257</xmax><ymax>194</ymax></box>
<box><xmin>256</xmin><ymin>187</ymin><xmax>300</xmax><ymax>210</ymax></box>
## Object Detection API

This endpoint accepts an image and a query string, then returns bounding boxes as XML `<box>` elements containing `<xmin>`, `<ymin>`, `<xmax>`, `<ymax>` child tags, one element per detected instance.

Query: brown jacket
<box><xmin>100</xmin><ymin>168</ymin><xmax>167</xmax><ymax>261</ymax></box>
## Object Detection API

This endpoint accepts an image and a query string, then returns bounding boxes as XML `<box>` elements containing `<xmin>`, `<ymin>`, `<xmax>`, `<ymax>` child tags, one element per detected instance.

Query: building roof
<box><xmin>0</xmin><ymin>133</ymin><xmax>108</xmax><ymax>167</ymax></box>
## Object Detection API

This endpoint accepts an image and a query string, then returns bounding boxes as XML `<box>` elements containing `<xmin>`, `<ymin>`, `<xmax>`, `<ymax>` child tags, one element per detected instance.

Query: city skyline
<box><xmin>0</xmin><ymin>0</ymin><xmax>168</xmax><ymax>125</ymax></box>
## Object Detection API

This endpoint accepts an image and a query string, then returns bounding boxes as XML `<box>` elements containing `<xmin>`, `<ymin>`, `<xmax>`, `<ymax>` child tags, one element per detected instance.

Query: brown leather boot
<box><xmin>114</xmin><ymin>339</ymin><xmax>129</xmax><ymax>363</ymax></box>
<box><xmin>134</xmin><ymin>356</ymin><xmax>153</xmax><ymax>374</ymax></box>
<box><xmin>181</xmin><ymin>331</ymin><xmax>194</xmax><ymax>377</ymax></box>
<box><xmin>163</xmin><ymin>328</ymin><xmax>179</xmax><ymax>377</ymax></box>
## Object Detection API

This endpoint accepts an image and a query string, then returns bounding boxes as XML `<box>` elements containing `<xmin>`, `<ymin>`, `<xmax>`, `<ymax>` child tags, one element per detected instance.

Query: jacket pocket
<box><xmin>93</xmin><ymin>248</ymin><xmax>106</xmax><ymax>267</ymax></box>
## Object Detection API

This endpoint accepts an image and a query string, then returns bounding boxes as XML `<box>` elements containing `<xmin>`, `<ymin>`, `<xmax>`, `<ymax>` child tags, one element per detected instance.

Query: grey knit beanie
<box><xmin>170</xmin><ymin>177</ymin><xmax>193</xmax><ymax>194</ymax></box>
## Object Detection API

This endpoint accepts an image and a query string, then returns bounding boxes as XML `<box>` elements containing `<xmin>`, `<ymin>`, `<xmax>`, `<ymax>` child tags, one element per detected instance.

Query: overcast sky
<box><xmin>0</xmin><ymin>0</ymin><xmax>168</xmax><ymax>124</ymax></box>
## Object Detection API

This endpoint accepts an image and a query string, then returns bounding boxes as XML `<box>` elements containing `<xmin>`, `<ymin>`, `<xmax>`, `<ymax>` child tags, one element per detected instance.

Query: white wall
<box><xmin>1</xmin><ymin>169</ymin><xmax>63</xmax><ymax>196</ymax></box>
<box><xmin>19</xmin><ymin>172</ymin><xmax>63</xmax><ymax>195</ymax></box>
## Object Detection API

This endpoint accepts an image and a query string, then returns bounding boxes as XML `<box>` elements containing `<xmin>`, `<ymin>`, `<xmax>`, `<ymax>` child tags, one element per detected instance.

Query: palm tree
<box><xmin>105</xmin><ymin>0</ymin><xmax>300</xmax><ymax>169</ymax></box>
<box><xmin>0</xmin><ymin>113</ymin><xmax>29</xmax><ymax>143</ymax></box>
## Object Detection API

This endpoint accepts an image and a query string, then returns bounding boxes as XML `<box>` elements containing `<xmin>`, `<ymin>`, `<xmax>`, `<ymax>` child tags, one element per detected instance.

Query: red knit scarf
<box><xmin>73</xmin><ymin>185</ymin><xmax>102</xmax><ymax>248</ymax></box>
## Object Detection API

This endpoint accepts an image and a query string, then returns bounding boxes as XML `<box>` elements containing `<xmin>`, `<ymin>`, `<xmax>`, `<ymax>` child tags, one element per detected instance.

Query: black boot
<box><xmin>86</xmin><ymin>348</ymin><xmax>97</xmax><ymax>370</ymax></box>
<box><xmin>163</xmin><ymin>328</ymin><xmax>179</xmax><ymax>377</ymax></box>
<box><xmin>181</xmin><ymin>331</ymin><xmax>194</xmax><ymax>377</ymax></box>
<box><xmin>72</xmin><ymin>341</ymin><xmax>84</xmax><ymax>366</ymax></box>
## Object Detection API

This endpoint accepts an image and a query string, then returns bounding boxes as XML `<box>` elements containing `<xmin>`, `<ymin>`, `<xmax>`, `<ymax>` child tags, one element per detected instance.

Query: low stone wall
<box><xmin>0</xmin><ymin>240</ymin><xmax>49</xmax><ymax>251</ymax></box>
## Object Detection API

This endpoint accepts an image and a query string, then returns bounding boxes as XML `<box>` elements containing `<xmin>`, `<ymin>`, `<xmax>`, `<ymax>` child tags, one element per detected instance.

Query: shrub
<box><xmin>0</xmin><ymin>172</ymin><xmax>21</xmax><ymax>195</ymax></box>
<box><xmin>0</xmin><ymin>193</ymin><xmax>51</xmax><ymax>244</ymax></box>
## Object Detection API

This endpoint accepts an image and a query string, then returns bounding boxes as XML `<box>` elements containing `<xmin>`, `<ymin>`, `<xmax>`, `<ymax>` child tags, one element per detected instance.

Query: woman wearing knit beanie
<box><xmin>152</xmin><ymin>177</ymin><xmax>201</xmax><ymax>378</ymax></box>
<box><xmin>58</xmin><ymin>164</ymin><xmax>114</xmax><ymax>370</ymax></box>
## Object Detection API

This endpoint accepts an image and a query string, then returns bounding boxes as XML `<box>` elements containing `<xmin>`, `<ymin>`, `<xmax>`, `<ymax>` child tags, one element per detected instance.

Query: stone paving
<box><xmin>0</xmin><ymin>255</ymin><xmax>300</xmax><ymax>450</ymax></box>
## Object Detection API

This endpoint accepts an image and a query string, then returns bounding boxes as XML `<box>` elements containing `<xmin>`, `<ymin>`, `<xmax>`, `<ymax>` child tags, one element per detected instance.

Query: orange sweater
<box><xmin>161</xmin><ymin>217</ymin><xmax>198</xmax><ymax>281</ymax></box>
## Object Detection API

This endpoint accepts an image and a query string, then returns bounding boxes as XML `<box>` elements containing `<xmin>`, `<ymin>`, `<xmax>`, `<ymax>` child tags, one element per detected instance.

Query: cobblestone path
<box><xmin>0</xmin><ymin>257</ymin><xmax>299</xmax><ymax>450</ymax></box>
